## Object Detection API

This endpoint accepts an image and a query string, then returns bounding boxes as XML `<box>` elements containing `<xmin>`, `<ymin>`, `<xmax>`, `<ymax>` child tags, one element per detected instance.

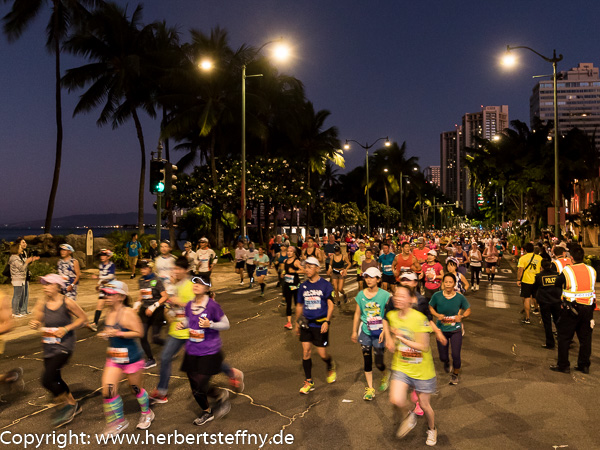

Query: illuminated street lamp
<box><xmin>343</xmin><ymin>137</ymin><xmax>391</xmax><ymax>233</ymax></box>
<box><xmin>502</xmin><ymin>45</ymin><xmax>563</xmax><ymax>237</ymax></box>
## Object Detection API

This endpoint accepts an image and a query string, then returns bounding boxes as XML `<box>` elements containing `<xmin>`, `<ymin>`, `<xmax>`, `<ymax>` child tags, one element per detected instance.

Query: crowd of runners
<box><xmin>1</xmin><ymin>228</ymin><xmax>595</xmax><ymax>447</ymax></box>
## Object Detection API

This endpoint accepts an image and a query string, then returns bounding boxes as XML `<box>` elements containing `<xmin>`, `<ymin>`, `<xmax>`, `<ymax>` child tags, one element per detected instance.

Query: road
<box><xmin>0</xmin><ymin>255</ymin><xmax>599</xmax><ymax>449</ymax></box>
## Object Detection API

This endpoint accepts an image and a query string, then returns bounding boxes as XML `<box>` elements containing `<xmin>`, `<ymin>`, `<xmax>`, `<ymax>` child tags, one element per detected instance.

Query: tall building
<box><xmin>440</xmin><ymin>106</ymin><xmax>509</xmax><ymax>214</ymax></box>
<box><xmin>424</xmin><ymin>166</ymin><xmax>441</xmax><ymax>188</ymax></box>
<box><xmin>530</xmin><ymin>63</ymin><xmax>600</xmax><ymax>151</ymax></box>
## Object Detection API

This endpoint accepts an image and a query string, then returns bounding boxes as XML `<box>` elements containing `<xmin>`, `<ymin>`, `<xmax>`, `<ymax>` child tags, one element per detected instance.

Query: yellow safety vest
<box><xmin>562</xmin><ymin>264</ymin><xmax>596</xmax><ymax>305</ymax></box>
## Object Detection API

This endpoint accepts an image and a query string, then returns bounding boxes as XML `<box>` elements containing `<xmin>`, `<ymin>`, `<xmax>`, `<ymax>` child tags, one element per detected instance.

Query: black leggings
<box><xmin>361</xmin><ymin>345</ymin><xmax>385</xmax><ymax>372</ymax></box>
<box><xmin>187</xmin><ymin>372</ymin><xmax>213</xmax><ymax>411</ymax></box>
<box><xmin>470</xmin><ymin>266</ymin><xmax>481</xmax><ymax>284</ymax></box>
<box><xmin>140</xmin><ymin>306</ymin><xmax>165</xmax><ymax>360</ymax></box>
<box><xmin>436</xmin><ymin>330</ymin><xmax>463</xmax><ymax>369</ymax></box>
<box><xmin>42</xmin><ymin>352</ymin><xmax>71</xmax><ymax>397</ymax></box>
<box><xmin>282</xmin><ymin>283</ymin><xmax>297</xmax><ymax>316</ymax></box>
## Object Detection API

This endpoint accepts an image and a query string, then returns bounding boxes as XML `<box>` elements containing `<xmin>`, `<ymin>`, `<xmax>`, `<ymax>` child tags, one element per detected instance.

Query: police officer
<box><xmin>533</xmin><ymin>259</ymin><xmax>561</xmax><ymax>349</ymax></box>
<box><xmin>550</xmin><ymin>246</ymin><xmax>596</xmax><ymax>374</ymax></box>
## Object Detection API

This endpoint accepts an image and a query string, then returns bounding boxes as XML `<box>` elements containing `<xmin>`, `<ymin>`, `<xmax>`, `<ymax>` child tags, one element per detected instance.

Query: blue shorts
<box><xmin>391</xmin><ymin>370</ymin><xmax>437</xmax><ymax>394</ymax></box>
<box><xmin>256</xmin><ymin>268</ymin><xmax>268</xmax><ymax>277</ymax></box>
<box><xmin>358</xmin><ymin>330</ymin><xmax>384</xmax><ymax>348</ymax></box>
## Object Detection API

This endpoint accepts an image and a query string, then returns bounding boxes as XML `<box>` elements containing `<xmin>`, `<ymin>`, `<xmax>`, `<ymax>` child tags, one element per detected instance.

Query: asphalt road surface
<box><xmin>1</xmin><ymin>257</ymin><xmax>599</xmax><ymax>449</ymax></box>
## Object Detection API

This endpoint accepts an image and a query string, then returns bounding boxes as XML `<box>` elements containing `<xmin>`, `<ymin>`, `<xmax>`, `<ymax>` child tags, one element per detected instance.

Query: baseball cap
<box><xmin>59</xmin><ymin>244</ymin><xmax>74</xmax><ymax>252</ymax></box>
<box><xmin>357</xmin><ymin>239</ymin><xmax>365</xmax><ymax>244</ymax></box>
<box><xmin>101</xmin><ymin>280</ymin><xmax>129</xmax><ymax>295</ymax></box>
<box><xmin>40</xmin><ymin>273</ymin><xmax>68</xmax><ymax>287</ymax></box>
<box><xmin>304</xmin><ymin>256</ymin><xmax>321</xmax><ymax>267</ymax></box>
<box><xmin>363</xmin><ymin>267</ymin><xmax>382</xmax><ymax>278</ymax></box>
<box><xmin>138</xmin><ymin>260</ymin><xmax>151</xmax><ymax>269</ymax></box>
<box><xmin>333</xmin><ymin>244</ymin><xmax>341</xmax><ymax>251</ymax></box>
<box><xmin>399</xmin><ymin>272</ymin><xmax>418</xmax><ymax>281</ymax></box>
<box><xmin>417</xmin><ymin>237</ymin><xmax>425</xmax><ymax>243</ymax></box>
<box><xmin>427</xmin><ymin>249</ymin><xmax>438</xmax><ymax>256</ymax></box>
<box><xmin>199</xmin><ymin>237</ymin><xmax>209</xmax><ymax>243</ymax></box>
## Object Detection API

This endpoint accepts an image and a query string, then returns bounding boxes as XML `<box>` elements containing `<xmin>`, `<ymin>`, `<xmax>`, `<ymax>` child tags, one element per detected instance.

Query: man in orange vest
<box><xmin>552</xmin><ymin>246</ymin><xmax>573</xmax><ymax>274</ymax></box>
<box><xmin>550</xmin><ymin>246</ymin><xmax>596</xmax><ymax>374</ymax></box>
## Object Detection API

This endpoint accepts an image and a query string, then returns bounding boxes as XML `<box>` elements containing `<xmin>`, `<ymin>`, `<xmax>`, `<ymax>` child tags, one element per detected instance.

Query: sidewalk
<box><xmin>0</xmin><ymin>261</ymin><xmax>242</xmax><ymax>343</ymax></box>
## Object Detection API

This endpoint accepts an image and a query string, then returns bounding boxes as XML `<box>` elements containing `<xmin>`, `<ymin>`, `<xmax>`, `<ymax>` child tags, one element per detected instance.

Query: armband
<box><xmin>133</xmin><ymin>301</ymin><xmax>141</xmax><ymax>310</ymax></box>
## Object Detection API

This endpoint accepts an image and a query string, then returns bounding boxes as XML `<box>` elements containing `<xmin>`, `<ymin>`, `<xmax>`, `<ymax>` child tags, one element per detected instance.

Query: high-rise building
<box><xmin>530</xmin><ymin>63</ymin><xmax>600</xmax><ymax>151</ymax></box>
<box><xmin>424</xmin><ymin>166</ymin><xmax>441</xmax><ymax>188</ymax></box>
<box><xmin>440</xmin><ymin>106</ymin><xmax>509</xmax><ymax>214</ymax></box>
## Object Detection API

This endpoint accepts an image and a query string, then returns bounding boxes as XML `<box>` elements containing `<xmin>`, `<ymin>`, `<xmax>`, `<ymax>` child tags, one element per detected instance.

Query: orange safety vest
<box><xmin>553</xmin><ymin>257</ymin><xmax>573</xmax><ymax>274</ymax></box>
<box><xmin>562</xmin><ymin>264</ymin><xmax>596</xmax><ymax>305</ymax></box>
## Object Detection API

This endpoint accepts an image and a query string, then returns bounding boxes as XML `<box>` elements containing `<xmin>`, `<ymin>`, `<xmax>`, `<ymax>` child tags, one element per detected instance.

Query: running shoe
<box><xmin>521</xmin><ymin>318</ymin><xmax>531</xmax><ymax>325</ymax></box>
<box><xmin>396</xmin><ymin>411</ymin><xmax>417</xmax><ymax>438</ymax></box>
<box><xmin>144</xmin><ymin>359</ymin><xmax>157</xmax><ymax>369</ymax></box>
<box><xmin>449</xmin><ymin>373</ymin><xmax>459</xmax><ymax>385</ymax></box>
<box><xmin>284</xmin><ymin>322</ymin><xmax>293</xmax><ymax>330</ymax></box>
<box><xmin>228</xmin><ymin>368</ymin><xmax>245</xmax><ymax>393</ymax></box>
<box><xmin>136</xmin><ymin>410</ymin><xmax>155</xmax><ymax>429</ymax></box>
<box><xmin>414</xmin><ymin>401</ymin><xmax>424</xmax><ymax>416</ymax></box>
<box><xmin>299</xmin><ymin>380</ymin><xmax>315</xmax><ymax>394</ymax></box>
<box><xmin>363</xmin><ymin>387</ymin><xmax>375</xmax><ymax>401</ymax></box>
<box><xmin>326</xmin><ymin>361</ymin><xmax>337</xmax><ymax>384</ymax></box>
<box><xmin>193</xmin><ymin>411</ymin><xmax>214</xmax><ymax>426</ymax></box>
<box><xmin>532</xmin><ymin>308</ymin><xmax>540</xmax><ymax>315</ymax></box>
<box><xmin>103</xmin><ymin>419</ymin><xmax>129</xmax><ymax>437</ymax></box>
<box><xmin>149</xmin><ymin>389</ymin><xmax>168</xmax><ymax>404</ymax></box>
<box><xmin>379</xmin><ymin>370</ymin><xmax>390</xmax><ymax>392</ymax></box>
<box><xmin>54</xmin><ymin>402</ymin><xmax>82</xmax><ymax>428</ymax></box>
<box><xmin>213</xmin><ymin>397</ymin><xmax>231</xmax><ymax>420</ymax></box>
<box><xmin>87</xmin><ymin>323</ymin><xmax>98</xmax><ymax>332</ymax></box>
<box><xmin>239</xmin><ymin>281</ymin><xmax>244</xmax><ymax>286</ymax></box>
<box><xmin>5</xmin><ymin>367</ymin><xmax>24</xmax><ymax>391</ymax></box>
<box><xmin>426</xmin><ymin>427</ymin><xmax>438</xmax><ymax>446</ymax></box>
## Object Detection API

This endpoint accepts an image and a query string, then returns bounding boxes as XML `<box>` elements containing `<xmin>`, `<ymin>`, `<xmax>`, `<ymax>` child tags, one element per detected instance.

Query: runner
<box><xmin>135</xmin><ymin>260</ymin><xmax>168</xmax><ymax>369</ymax></box>
<box><xmin>57</xmin><ymin>244</ymin><xmax>80</xmax><ymax>301</ymax></box>
<box><xmin>195</xmin><ymin>237</ymin><xmax>217</xmax><ymax>281</ymax></box>
<box><xmin>234</xmin><ymin>240</ymin><xmax>247</xmax><ymax>285</ymax></box>
<box><xmin>154</xmin><ymin>240</ymin><xmax>176</xmax><ymax>295</ymax></box>
<box><xmin>181</xmin><ymin>242</ymin><xmax>197</xmax><ymax>274</ymax></box>
<box><xmin>126</xmin><ymin>233</ymin><xmax>142</xmax><ymax>279</ymax></box>
<box><xmin>29</xmin><ymin>274</ymin><xmax>87</xmax><ymax>427</ymax></box>
<box><xmin>274</xmin><ymin>244</ymin><xmax>288</xmax><ymax>288</ymax></box>
<box><xmin>302</xmin><ymin>236</ymin><xmax>324</xmax><ymax>263</ymax></box>
<box><xmin>99</xmin><ymin>280</ymin><xmax>153</xmax><ymax>436</ymax></box>
<box><xmin>482</xmin><ymin>240</ymin><xmax>499</xmax><ymax>285</ymax></box>
<box><xmin>353</xmin><ymin>240</ymin><xmax>367</xmax><ymax>291</ymax></box>
<box><xmin>422</xmin><ymin>250</ymin><xmax>443</xmax><ymax>300</ymax></box>
<box><xmin>383</xmin><ymin>285</ymin><xmax>437</xmax><ymax>446</ymax></box>
<box><xmin>361</xmin><ymin>248</ymin><xmax>379</xmax><ymax>280</ymax></box>
<box><xmin>281</xmin><ymin>246</ymin><xmax>303</xmax><ymax>330</ymax></box>
<box><xmin>379</xmin><ymin>243</ymin><xmax>397</xmax><ymax>293</ymax></box>
<box><xmin>296</xmin><ymin>257</ymin><xmax>336</xmax><ymax>394</ymax></box>
<box><xmin>327</xmin><ymin>244</ymin><xmax>350</xmax><ymax>306</ymax></box>
<box><xmin>245</xmin><ymin>242</ymin><xmax>257</xmax><ymax>288</ymax></box>
<box><xmin>0</xmin><ymin>295</ymin><xmax>25</xmax><ymax>394</ymax></box>
<box><xmin>90</xmin><ymin>249</ymin><xmax>116</xmax><ymax>332</ymax></box>
<box><xmin>413</xmin><ymin>238</ymin><xmax>431</xmax><ymax>293</ymax></box>
<box><xmin>429</xmin><ymin>273</ymin><xmax>471</xmax><ymax>385</ymax></box>
<box><xmin>178</xmin><ymin>276</ymin><xmax>232</xmax><ymax>426</ymax></box>
<box><xmin>468</xmin><ymin>241</ymin><xmax>482</xmax><ymax>291</ymax></box>
<box><xmin>393</xmin><ymin>242</ymin><xmax>421</xmax><ymax>281</ymax></box>
<box><xmin>254</xmin><ymin>246</ymin><xmax>271</xmax><ymax>296</ymax></box>
<box><xmin>322</xmin><ymin>235</ymin><xmax>337</xmax><ymax>272</ymax></box>
<box><xmin>351</xmin><ymin>267</ymin><xmax>390</xmax><ymax>400</ymax></box>
<box><xmin>445</xmin><ymin>258</ymin><xmax>470</xmax><ymax>294</ymax></box>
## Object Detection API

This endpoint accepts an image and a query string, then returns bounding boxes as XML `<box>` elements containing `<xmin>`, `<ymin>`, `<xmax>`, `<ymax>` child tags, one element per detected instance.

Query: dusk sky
<box><xmin>1</xmin><ymin>0</ymin><xmax>598</xmax><ymax>224</ymax></box>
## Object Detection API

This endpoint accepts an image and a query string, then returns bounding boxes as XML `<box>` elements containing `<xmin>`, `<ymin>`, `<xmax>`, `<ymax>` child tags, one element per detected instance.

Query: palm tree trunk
<box><xmin>44</xmin><ymin>18</ymin><xmax>63</xmax><ymax>234</ymax></box>
<box><xmin>209</xmin><ymin>133</ymin><xmax>223</xmax><ymax>246</ymax></box>
<box><xmin>132</xmin><ymin>108</ymin><xmax>146</xmax><ymax>235</ymax></box>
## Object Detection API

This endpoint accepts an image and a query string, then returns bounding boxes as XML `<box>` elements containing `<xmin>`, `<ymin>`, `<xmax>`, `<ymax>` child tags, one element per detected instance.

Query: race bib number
<box><xmin>304</xmin><ymin>296</ymin><xmax>321</xmax><ymax>310</ymax></box>
<box><xmin>426</xmin><ymin>268</ymin><xmax>436</xmax><ymax>281</ymax></box>
<box><xmin>189</xmin><ymin>328</ymin><xmax>205</xmax><ymax>343</ymax></box>
<box><xmin>383</xmin><ymin>264</ymin><xmax>392</xmax><ymax>273</ymax></box>
<box><xmin>141</xmin><ymin>288</ymin><xmax>153</xmax><ymax>300</ymax></box>
<box><xmin>397</xmin><ymin>341</ymin><xmax>423</xmax><ymax>364</ymax></box>
<box><xmin>284</xmin><ymin>274</ymin><xmax>295</xmax><ymax>284</ymax></box>
<box><xmin>441</xmin><ymin>316</ymin><xmax>456</xmax><ymax>326</ymax></box>
<box><xmin>367</xmin><ymin>316</ymin><xmax>383</xmax><ymax>331</ymax></box>
<box><xmin>42</xmin><ymin>327</ymin><xmax>61</xmax><ymax>345</ymax></box>
<box><xmin>107</xmin><ymin>347</ymin><xmax>129</xmax><ymax>364</ymax></box>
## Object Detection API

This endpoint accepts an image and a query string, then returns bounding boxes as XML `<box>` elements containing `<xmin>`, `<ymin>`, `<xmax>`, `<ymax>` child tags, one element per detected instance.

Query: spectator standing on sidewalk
<box><xmin>517</xmin><ymin>243</ymin><xmax>542</xmax><ymax>325</ymax></box>
<box><xmin>126</xmin><ymin>233</ymin><xmax>142</xmax><ymax>279</ymax></box>
<box><xmin>9</xmin><ymin>239</ymin><xmax>39</xmax><ymax>316</ymax></box>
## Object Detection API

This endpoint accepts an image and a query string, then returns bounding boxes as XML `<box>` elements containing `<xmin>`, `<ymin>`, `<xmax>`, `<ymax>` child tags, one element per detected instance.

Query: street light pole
<box><xmin>344</xmin><ymin>137</ymin><xmax>391</xmax><ymax>234</ymax></box>
<box><xmin>504</xmin><ymin>45</ymin><xmax>563</xmax><ymax>237</ymax></box>
<box><xmin>241</xmin><ymin>64</ymin><xmax>247</xmax><ymax>241</ymax></box>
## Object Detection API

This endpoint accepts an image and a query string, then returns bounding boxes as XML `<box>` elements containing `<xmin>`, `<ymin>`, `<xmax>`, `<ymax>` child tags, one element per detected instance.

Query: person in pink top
<box><xmin>421</xmin><ymin>250</ymin><xmax>444</xmax><ymax>300</ymax></box>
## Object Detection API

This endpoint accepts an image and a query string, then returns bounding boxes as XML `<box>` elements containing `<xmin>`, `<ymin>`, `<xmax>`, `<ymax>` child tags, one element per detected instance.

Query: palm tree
<box><xmin>62</xmin><ymin>1</ymin><xmax>160</xmax><ymax>234</ymax></box>
<box><xmin>2</xmin><ymin>0</ymin><xmax>102</xmax><ymax>232</ymax></box>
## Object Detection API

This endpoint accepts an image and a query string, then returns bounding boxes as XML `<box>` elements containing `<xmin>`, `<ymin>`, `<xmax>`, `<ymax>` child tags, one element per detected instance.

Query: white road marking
<box><xmin>501</xmin><ymin>269</ymin><xmax>513</xmax><ymax>273</ymax></box>
<box><xmin>486</xmin><ymin>283</ymin><xmax>509</xmax><ymax>308</ymax></box>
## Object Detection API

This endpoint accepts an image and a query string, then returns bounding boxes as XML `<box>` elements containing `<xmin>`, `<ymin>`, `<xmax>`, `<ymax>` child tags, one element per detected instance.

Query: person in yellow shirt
<box><xmin>353</xmin><ymin>240</ymin><xmax>367</xmax><ymax>291</ymax></box>
<box><xmin>517</xmin><ymin>243</ymin><xmax>543</xmax><ymax>324</ymax></box>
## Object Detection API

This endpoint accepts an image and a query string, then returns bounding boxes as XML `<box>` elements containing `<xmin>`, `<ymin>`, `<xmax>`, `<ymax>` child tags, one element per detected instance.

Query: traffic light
<box><xmin>150</xmin><ymin>159</ymin><xmax>166</xmax><ymax>194</ymax></box>
<box><xmin>165</xmin><ymin>163</ymin><xmax>178</xmax><ymax>196</ymax></box>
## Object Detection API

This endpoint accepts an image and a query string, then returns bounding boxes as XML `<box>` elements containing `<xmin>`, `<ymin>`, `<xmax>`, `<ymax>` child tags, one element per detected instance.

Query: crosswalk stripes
<box><xmin>485</xmin><ymin>283</ymin><xmax>509</xmax><ymax>308</ymax></box>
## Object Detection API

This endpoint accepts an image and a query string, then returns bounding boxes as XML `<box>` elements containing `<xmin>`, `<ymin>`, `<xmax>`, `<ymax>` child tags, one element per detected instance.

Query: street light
<box><xmin>343</xmin><ymin>137</ymin><xmax>391</xmax><ymax>233</ymax></box>
<box><xmin>502</xmin><ymin>44</ymin><xmax>563</xmax><ymax>237</ymax></box>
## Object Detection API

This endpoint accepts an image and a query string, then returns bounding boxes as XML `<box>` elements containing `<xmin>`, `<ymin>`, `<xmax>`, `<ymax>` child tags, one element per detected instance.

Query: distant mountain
<box><xmin>5</xmin><ymin>213</ymin><xmax>158</xmax><ymax>228</ymax></box>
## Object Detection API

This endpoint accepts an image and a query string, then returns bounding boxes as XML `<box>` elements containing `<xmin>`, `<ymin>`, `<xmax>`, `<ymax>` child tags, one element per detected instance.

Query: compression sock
<box><xmin>103</xmin><ymin>396</ymin><xmax>124</xmax><ymax>424</ymax></box>
<box><xmin>302</xmin><ymin>358</ymin><xmax>312</xmax><ymax>380</ymax></box>
<box><xmin>135</xmin><ymin>389</ymin><xmax>150</xmax><ymax>414</ymax></box>
<box><xmin>260</xmin><ymin>283</ymin><xmax>265</xmax><ymax>294</ymax></box>
<box><xmin>94</xmin><ymin>310</ymin><xmax>102</xmax><ymax>325</ymax></box>
<box><xmin>321</xmin><ymin>356</ymin><xmax>333</xmax><ymax>371</ymax></box>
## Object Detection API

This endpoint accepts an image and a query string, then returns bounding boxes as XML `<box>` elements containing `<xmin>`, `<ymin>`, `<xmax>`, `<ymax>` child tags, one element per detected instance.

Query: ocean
<box><xmin>0</xmin><ymin>227</ymin><xmax>170</xmax><ymax>243</ymax></box>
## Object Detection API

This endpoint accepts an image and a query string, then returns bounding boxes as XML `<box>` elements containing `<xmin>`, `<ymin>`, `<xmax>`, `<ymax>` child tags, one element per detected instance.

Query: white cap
<box><xmin>427</xmin><ymin>249</ymin><xmax>438</xmax><ymax>256</ymax></box>
<box><xmin>101</xmin><ymin>280</ymin><xmax>129</xmax><ymax>295</ymax></box>
<box><xmin>399</xmin><ymin>272</ymin><xmax>418</xmax><ymax>281</ymax></box>
<box><xmin>304</xmin><ymin>256</ymin><xmax>321</xmax><ymax>267</ymax></box>
<box><xmin>362</xmin><ymin>267</ymin><xmax>382</xmax><ymax>278</ymax></box>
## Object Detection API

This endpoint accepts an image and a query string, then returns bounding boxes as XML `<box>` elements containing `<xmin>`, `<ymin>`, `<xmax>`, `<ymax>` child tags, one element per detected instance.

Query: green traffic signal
<box><xmin>156</xmin><ymin>182</ymin><xmax>165</xmax><ymax>193</ymax></box>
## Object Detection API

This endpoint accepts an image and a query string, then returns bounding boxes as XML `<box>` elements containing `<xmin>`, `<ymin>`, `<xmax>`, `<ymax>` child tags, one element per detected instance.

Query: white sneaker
<box><xmin>396</xmin><ymin>411</ymin><xmax>417</xmax><ymax>438</ymax></box>
<box><xmin>426</xmin><ymin>427</ymin><xmax>438</xmax><ymax>446</ymax></box>
<box><xmin>136</xmin><ymin>410</ymin><xmax>155</xmax><ymax>429</ymax></box>
<box><xmin>103</xmin><ymin>419</ymin><xmax>129</xmax><ymax>437</ymax></box>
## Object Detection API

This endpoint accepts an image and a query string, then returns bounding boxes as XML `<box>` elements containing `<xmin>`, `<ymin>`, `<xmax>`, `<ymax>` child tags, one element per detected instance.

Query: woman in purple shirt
<box><xmin>178</xmin><ymin>276</ymin><xmax>231</xmax><ymax>426</ymax></box>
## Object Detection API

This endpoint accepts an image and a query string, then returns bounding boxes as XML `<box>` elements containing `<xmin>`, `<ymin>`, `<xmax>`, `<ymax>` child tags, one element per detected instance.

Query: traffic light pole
<box><xmin>156</xmin><ymin>142</ymin><xmax>163</xmax><ymax>243</ymax></box>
